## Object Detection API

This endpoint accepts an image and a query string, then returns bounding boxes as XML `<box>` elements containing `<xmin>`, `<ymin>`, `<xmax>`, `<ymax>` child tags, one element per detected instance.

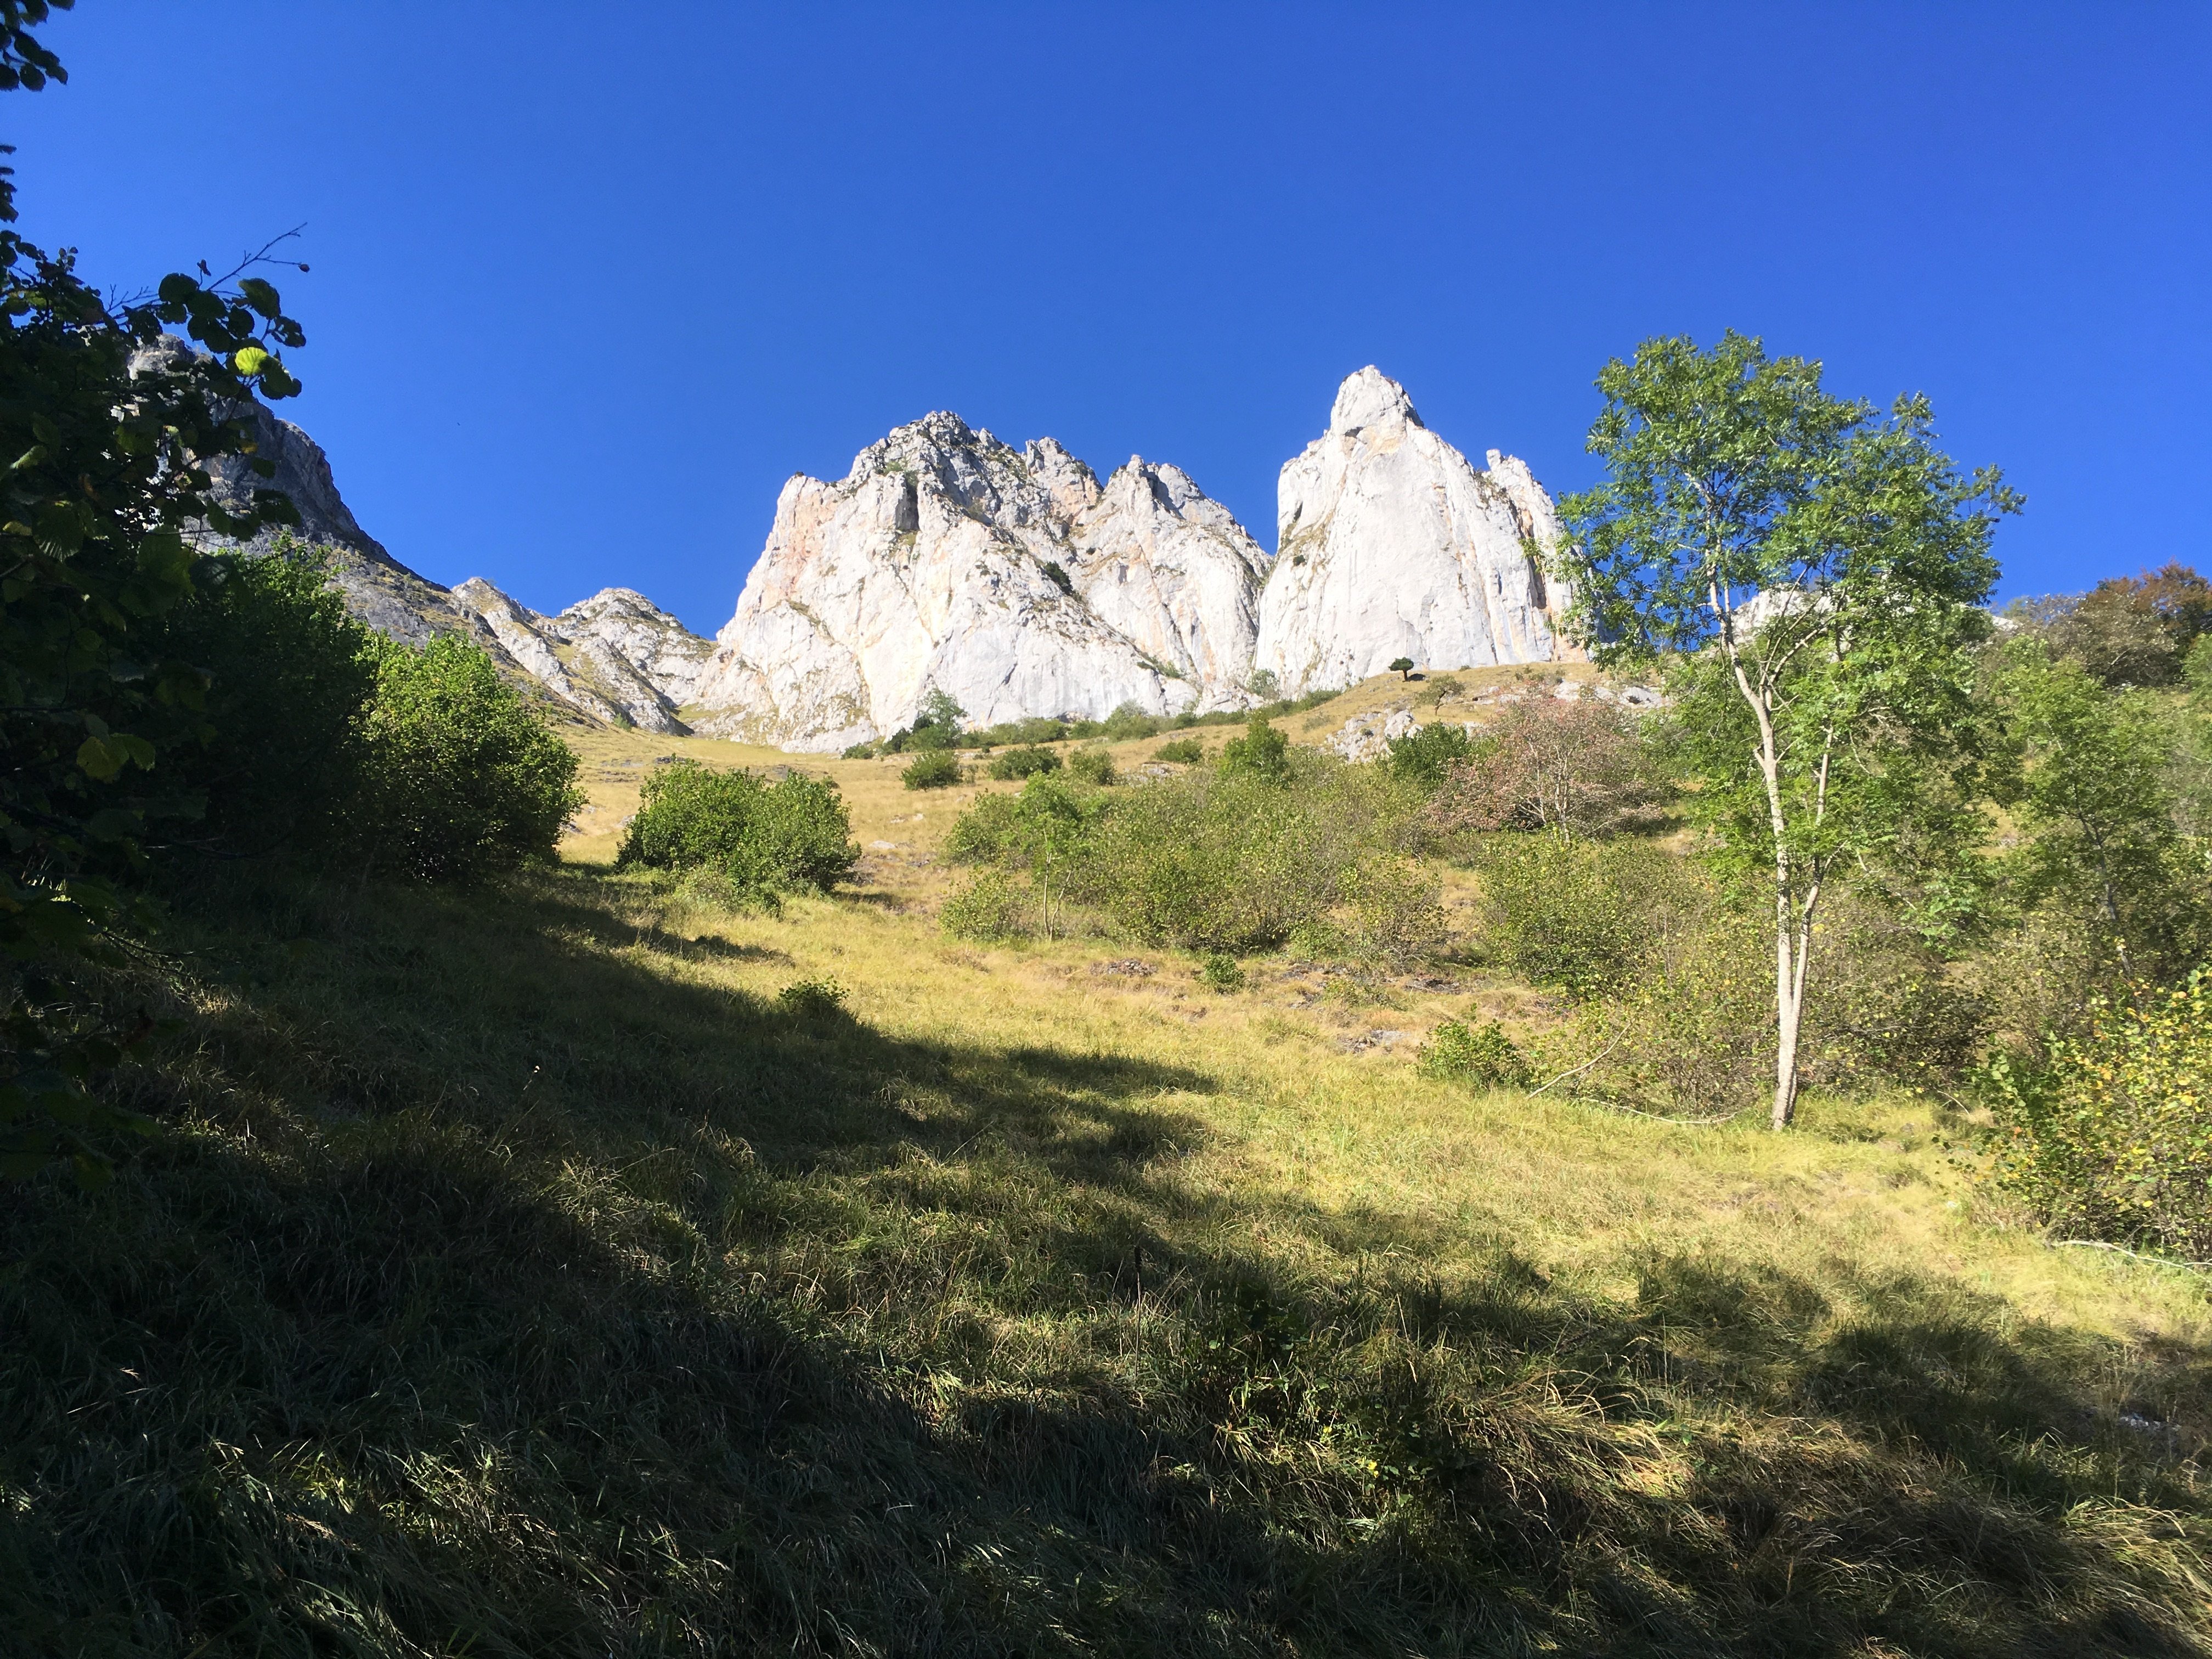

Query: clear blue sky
<box><xmin>10</xmin><ymin>3</ymin><xmax>2207</xmax><ymax>635</ymax></box>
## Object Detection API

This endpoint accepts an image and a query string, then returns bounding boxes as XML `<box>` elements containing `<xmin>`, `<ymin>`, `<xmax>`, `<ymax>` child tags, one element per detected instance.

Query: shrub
<box><xmin>150</xmin><ymin>541</ymin><xmax>377</xmax><ymax>857</ymax></box>
<box><xmin>1384</xmin><ymin>721</ymin><xmax>1476</xmax><ymax>792</ymax></box>
<box><xmin>1066</xmin><ymin>745</ymin><xmax>1116</xmax><ymax>786</ymax></box>
<box><xmin>1341</xmin><ymin>855</ymin><xmax>1448</xmax><ymax>968</ymax></box>
<box><xmin>2008</xmin><ymin>563</ymin><xmax>2212</xmax><ymax>689</ymax></box>
<box><xmin>358</xmin><ymin>636</ymin><xmax>584</xmax><ymax>883</ymax></box>
<box><xmin>1418</xmin><ymin>1019</ymin><xmax>1531</xmax><ymax>1090</ymax></box>
<box><xmin>1803</xmin><ymin>899</ymin><xmax>1989</xmax><ymax>1093</ymax></box>
<box><xmin>1986</xmin><ymin>972</ymin><xmax>2212</xmax><ymax>1259</ymax></box>
<box><xmin>989</xmin><ymin>745</ymin><xmax>1062</xmax><ymax>781</ymax></box>
<box><xmin>901</xmin><ymin>750</ymin><xmax>962</xmax><ymax>789</ymax></box>
<box><xmin>942</xmin><ymin>870</ymin><xmax>1031</xmax><ymax>941</ymax></box>
<box><xmin>1081</xmin><ymin>771</ymin><xmax>1346</xmax><ymax>952</ymax></box>
<box><xmin>1554</xmin><ymin>910</ymin><xmax>1773</xmax><ymax>1117</ymax></box>
<box><xmin>1430</xmin><ymin>698</ymin><xmax>1663</xmax><ymax>839</ymax></box>
<box><xmin>1475</xmin><ymin>837</ymin><xmax>1673</xmax><ymax>998</ymax></box>
<box><xmin>1245</xmin><ymin>668</ymin><xmax>1280</xmax><ymax>702</ymax></box>
<box><xmin>1155</xmin><ymin>738</ymin><xmax>1204</xmax><ymax>764</ymax></box>
<box><xmin>1102</xmin><ymin>702</ymin><xmax>1160</xmax><ymax>741</ymax></box>
<box><xmin>1198</xmin><ymin>952</ymin><xmax>1246</xmax><ymax>991</ymax></box>
<box><xmin>618</xmin><ymin>761</ymin><xmax>857</xmax><ymax>893</ymax></box>
<box><xmin>841</xmin><ymin>741</ymin><xmax>877</xmax><ymax>759</ymax></box>
<box><xmin>942</xmin><ymin>778</ymin><xmax>1097</xmax><ymax>876</ymax></box>
<box><xmin>777</xmin><ymin>975</ymin><xmax>848</xmax><ymax>1018</ymax></box>
<box><xmin>1219</xmin><ymin>715</ymin><xmax>1290</xmax><ymax>783</ymax></box>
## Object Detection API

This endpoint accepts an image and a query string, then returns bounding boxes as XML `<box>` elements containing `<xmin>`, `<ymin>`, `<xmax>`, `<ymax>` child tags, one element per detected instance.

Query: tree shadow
<box><xmin>3</xmin><ymin>864</ymin><xmax>2206</xmax><ymax>1657</ymax></box>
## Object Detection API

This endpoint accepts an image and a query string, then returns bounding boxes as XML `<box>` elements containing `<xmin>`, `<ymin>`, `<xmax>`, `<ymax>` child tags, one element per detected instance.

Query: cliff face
<box><xmin>688</xmin><ymin>414</ymin><xmax>1268</xmax><ymax>751</ymax></box>
<box><xmin>450</xmin><ymin>582</ymin><xmax>714</xmax><ymax>734</ymax></box>
<box><xmin>129</xmin><ymin>335</ymin><xmax>716</xmax><ymax>730</ymax></box>
<box><xmin>1251</xmin><ymin>367</ymin><xmax>1576</xmax><ymax>695</ymax></box>
<box><xmin>151</xmin><ymin>335</ymin><xmax>1585</xmax><ymax>749</ymax></box>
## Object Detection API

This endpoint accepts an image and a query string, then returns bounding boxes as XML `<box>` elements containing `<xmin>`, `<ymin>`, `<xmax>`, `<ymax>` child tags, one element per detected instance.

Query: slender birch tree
<box><xmin>1558</xmin><ymin>332</ymin><xmax>2017</xmax><ymax>1128</ymax></box>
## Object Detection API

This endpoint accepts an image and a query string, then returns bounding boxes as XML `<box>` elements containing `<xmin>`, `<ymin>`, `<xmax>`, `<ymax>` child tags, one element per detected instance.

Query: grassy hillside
<box><xmin>5</xmin><ymin>682</ymin><xmax>2209</xmax><ymax>1655</ymax></box>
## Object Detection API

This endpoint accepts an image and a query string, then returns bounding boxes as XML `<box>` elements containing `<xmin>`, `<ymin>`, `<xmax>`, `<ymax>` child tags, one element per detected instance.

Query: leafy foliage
<box><xmin>358</xmin><ymin>637</ymin><xmax>583</xmax><ymax>883</ymax></box>
<box><xmin>1418</xmin><ymin>1018</ymin><xmax>1531</xmax><ymax>1090</ymax></box>
<box><xmin>1560</xmin><ymin>330</ymin><xmax>2016</xmax><ymax>1126</ymax></box>
<box><xmin>2006</xmin><ymin>563</ymin><xmax>2212</xmax><ymax>689</ymax></box>
<box><xmin>1475</xmin><ymin>837</ymin><xmax>1675</xmax><ymax>999</ymax></box>
<box><xmin>901</xmin><ymin>749</ymin><xmax>962</xmax><ymax>789</ymax></box>
<box><xmin>1991</xmin><ymin>639</ymin><xmax>2206</xmax><ymax>985</ymax></box>
<box><xmin>1382</xmin><ymin>719</ymin><xmax>1474</xmax><ymax>791</ymax></box>
<box><xmin>0</xmin><ymin>9</ymin><xmax>326</xmax><ymax>1178</ymax></box>
<box><xmin>1154</xmin><ymin>738</ymin><xmax>1204</xmax><ymax>765</ymax></box>
<box><xmin>1429</xmin><ymin>698</ymin><xmax>1661</xmax><ymax>838</ymax></box>
<box><xmin>1218</xmin><ymin>715</ymin><xmax>1290</xmax><ymax>783</ymax></box>
<box><xmin>941</xmin><ymin>869</ymin><xmax>1030</xmax><ymax>942</ymax></box>
<box><xmin>988</xmin><ymin>744</ymin><xmax>1061</xmax><ymax>781</ymax></box>
<box><xmin>1987</xmin><ymin>973</ymin><xmax>2212</xmax><ymax>1260</ymax></box>
<box><xmin>1066</xmin><ymin>744</ymin><xmax>1116</xmax><ymax>786</ymax></box>
<box><xmin>148</xmin><ymin>539</ymin><xmax>377</xmax><ymax>856</ymax></box>
<box><xmin>1197</xmin><ymin>951</ymin><xmax>1245</xmax><ymax>991</ymax></box>
<box><xmin>619</xmin><ymin>760</ymin><xmax>856</xmax><ymax>895</ymax></box>
<box><xmin>777</xmin><ymin>975</ymin><xmax>849</xmax><ymax>1018</ymax></box>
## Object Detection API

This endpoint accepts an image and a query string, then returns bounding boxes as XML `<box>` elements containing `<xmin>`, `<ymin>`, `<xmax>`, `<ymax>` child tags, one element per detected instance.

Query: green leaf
<box><xmin>232</xmin><ymin>345</ymin><xmax>269</xmax><ymax>376</ymax></box>
<box><xmin>75</xmin><ymin>733</ymin><xmax>122</xmax><ymax>781</ymax></box>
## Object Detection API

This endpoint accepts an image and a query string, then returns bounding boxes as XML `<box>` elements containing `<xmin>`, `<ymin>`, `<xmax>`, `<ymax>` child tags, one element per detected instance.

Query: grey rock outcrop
<box><xmin>129</xmin><ymin>334</ymin><xmax>714</xmax><ymax>730</ymax></box>
<box><xmin>450</xmin><ymin>580</ymin><xmax>713</xmax><ymax>734</ymax></box>
<box><xmin>127</xmin><ymin>334</ymin><xmax>490</xmax><ymax>649</ymax></box>
<box><xmin>1252</xmin><ymin>368</ymin><xmax>1577</xmax><ymax>695</ymax></box>
<box><xmin>690</xmin><ymin>414</ymin><xmax>1268</xmax><ymax>751</ymax></box>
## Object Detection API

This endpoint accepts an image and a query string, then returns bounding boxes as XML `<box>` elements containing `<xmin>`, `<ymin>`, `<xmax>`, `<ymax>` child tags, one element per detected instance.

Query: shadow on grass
<box><xmin>1</xmin><ymin>864</ymin><xmax>2205</xmax><ymax>1657</ymax></box>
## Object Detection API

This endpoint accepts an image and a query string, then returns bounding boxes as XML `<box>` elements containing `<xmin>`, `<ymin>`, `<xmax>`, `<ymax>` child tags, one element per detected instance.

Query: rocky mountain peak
<box><xmin>1255</xmin><ymin>368</ymin><xmax>1576</xmax><ymax>695</ymax></box>
<box><xmin>687</xmin><ymin>413</ymin><xmax>1270</xmax><ymax>749</ymax></box>
<box><xmin>1328</xmin><ymin>365</ymin><xmax>1422</xmax><ymax>436</ymax></box>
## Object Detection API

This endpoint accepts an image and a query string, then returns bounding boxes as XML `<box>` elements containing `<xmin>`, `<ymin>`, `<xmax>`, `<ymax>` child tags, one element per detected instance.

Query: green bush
<box><xmin>1985</xmin><ymin>973</ymin><xmax>2212</xmax><ymax>1259</ymax></box>
<box><xmin>1198</xmin><ymin>952</ymin><xmax>1246</xmax><ymax>991</ymax></box>
<box><xmin>945</xmin><ymin>775</ymin><xmax>1102</xmax><ymax>868</ymax></box>
<box><xmin>1341</xmin><ymin>855</ymin><xmax>1448</xmax><ymax>968</ymax></box>
<box><xmin>1155</xmin><ymin>738</ymin><xmax>1204</xmax><ymax>765</ymax></box>
<box><xmin>618</xmin><ymin>761</ymin><xmax>857</xmax><ymax>893</ymax></box>
<box><xmin>1102</xmin><ymin>701</ymin><xmax>1160</xmax><ymax>741</ymax></box>
<box><xmin>989</xmin><ymin>744</ymin><xmax>1062</xmax><ymax>781</ymax></box>
<box><xmin>1553</xmin><ymin>910</ymin><xmax>1772</xmax><ymax>1117</ymax></box>
<box><xmin>1066</xmin><ymin>745</ymin><xmax>1116</xmax><ymax>786</ymax></box>
<box><xmin>1080</xmin><ymin>771</ymin><xmax>1351</xmax><ymax>953</ymax></box>
<box><xmin>941</xmin><ymin>870</ymin><xmax>1032</xmax><ymax>941</ymax></box>
<box><xmin>358</xmin><ymin>636</ymin><xmax>583</xmax><ymax>883</ymax></box>
<box><xmin>1803</xmin><ymin>900</ymin><xmax>1989</xmax><ymax>1093</ymax></box>
<box><xmin>151</xmin><ymin>541</ymin><xmax>377</xmax><ymax>857</ymax></box>
<box><xmin>1220</xmin><ymin>715</ymin><xmax>1290</xmax><ymax>783</ymax></box>
<box><xmin>1418</xmin><ymin>1019</ymin><xmax>1532</xmax><ymax>1090</ymax></box>
<box><xmin>1475</xmin><ymin>837</ymin><xmax>1673</xmax><ymax>998</ymax></box>
<box><xmin>901</xmin><ymin>750</ymin><xmax>963</xmax><ymax>789</ymax></box>
<box><xmin>777</xmin><ymin>975</ymin><xmax>848</xmax><ymax>1018</ymax></box>
<box><xmin>1384</xmin><ymin>721</ymin><xmax>1476</xmax><ymax>791</ymax></box>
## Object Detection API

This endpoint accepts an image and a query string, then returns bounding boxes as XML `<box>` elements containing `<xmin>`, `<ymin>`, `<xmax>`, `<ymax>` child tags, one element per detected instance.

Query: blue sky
<box><xmin>10</xmin><ymin>3</ymin><xmax>2207</xmax><ymax>635</ymax></box>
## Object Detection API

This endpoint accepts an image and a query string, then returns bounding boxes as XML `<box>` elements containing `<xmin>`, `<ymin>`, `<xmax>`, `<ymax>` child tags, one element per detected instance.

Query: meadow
<box><xmin>5</xmin><ymin>673</ymin><xmax>2207</xmax><ymax>1656</ymax></box>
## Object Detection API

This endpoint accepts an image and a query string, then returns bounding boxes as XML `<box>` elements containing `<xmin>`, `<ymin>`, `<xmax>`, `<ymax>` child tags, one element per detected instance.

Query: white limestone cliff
<box><xmin>450</xmin><ymin>580</ymin><xmax>713</xmax><ymax>734</ymax></box>
<box><xmin>1252</xmin><ymin>367</ymin><xmax>1577</xmax><ymax>695</ymax></box>
<box><xmin>690</xmin><ymin>414</ymin><xmax>1268</xmax><ymax>751</ymax></box>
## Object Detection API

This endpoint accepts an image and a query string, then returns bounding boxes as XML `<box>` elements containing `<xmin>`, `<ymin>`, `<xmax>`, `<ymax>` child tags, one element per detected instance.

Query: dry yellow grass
<box><xmin>18</xmin><ymin>681</ymin><xmax>2197</xmax><ymax>1654</ymax></box>
<box><xmin>557</xmin><ymin>695</ymin><xmax>2210</xmax><ymax>1356</ymax></box>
